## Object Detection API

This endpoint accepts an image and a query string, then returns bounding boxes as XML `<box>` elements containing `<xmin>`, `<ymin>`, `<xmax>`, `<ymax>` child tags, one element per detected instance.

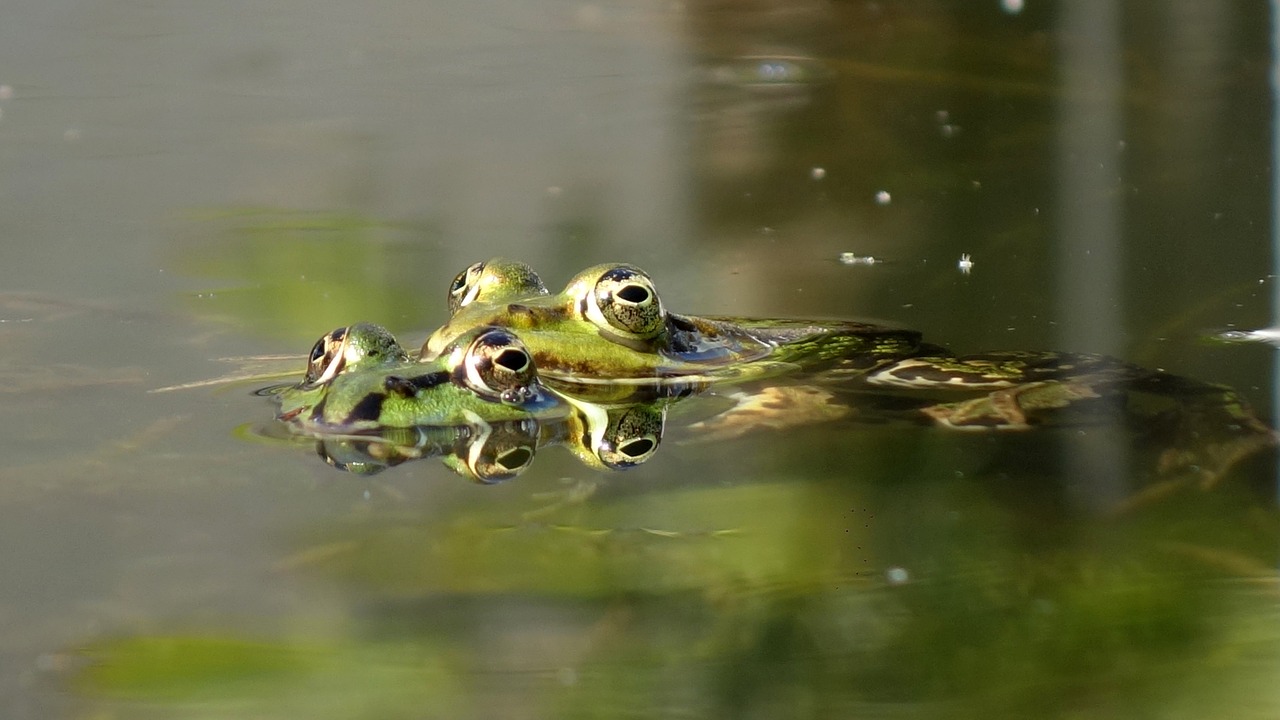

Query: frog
<box><xmin>263</xmin><ymin>260</ymin><xmax>1274</xmax><ymax>491</ymax></box>
<box><xmin>268</xmin><ymin>320</ymin><xmax>669</xmax><ymax>482</ymax></box>
<box><xmin>426</xmin><ymin>260</ymin><xmax>1167</xmax><ymax>399</ymax></box>
<box><xmin>418</xmin><ymin>260</ymin><xmax>1275</xmax><ymax>486</ymax></box>
<box><xmin>424</xmin><ymin>259</ymin><xmax>928</xmax><ymax>390</ymax></box>
<box><xmin>273</xmin><ymin>324</ymin><xmax>566</xmax><ymax>434</ymax></box>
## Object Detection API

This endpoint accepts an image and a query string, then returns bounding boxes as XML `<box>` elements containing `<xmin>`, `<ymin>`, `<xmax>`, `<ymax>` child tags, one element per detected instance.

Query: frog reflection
<box><xmin>310</xmin><ymin>396</ymin><xmax>667</xmax><ymax>483</ymax></box>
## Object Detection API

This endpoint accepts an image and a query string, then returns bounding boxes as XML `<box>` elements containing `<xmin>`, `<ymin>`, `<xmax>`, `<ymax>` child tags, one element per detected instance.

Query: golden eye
<box><xmin>447</xmin><ymin>261</ymin><xmax>487</xmax><ymax>315</ymax></box>
<box><xmin>444</xmin><ymin>418</ymin><xmax>541</xmax><ymax>483</ymax></box>
<box><xmin>591</xmin><ymin>266</ymin><xmax>665</xmax><ymax>339</ymax></box>
<box><xmin>303</xmin><ymin>327</ymin><xmax>348</xmax><ymax>386</ymax></box>
<box><xmin>468</xmin><ymin>443</ymin><xmax>536</xmax><ymax>483</ymax></box>
<box><xmin>302</xmin><ymin>323</ymin><xmax>405</xmax><ymax>387</ymax></box>
<box><xmin>447</xmin><ymin>259</ymin><xmax>548</xmax><ymax>315</ymax></box>
<box><xmin>594</xmin><ymin>405</ymin><xmax>664</xmax><ymax>469</ymax></box>
<box><xmin>454</xmin><ymin>328</ymin><xmax>539</xmax><ymax>403</ymax></box>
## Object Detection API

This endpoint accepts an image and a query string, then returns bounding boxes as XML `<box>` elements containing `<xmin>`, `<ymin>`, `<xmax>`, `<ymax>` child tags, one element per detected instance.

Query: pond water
<box><xmin>2</xmin><ymin>1</ymin><xmax>1278</xmax><ymax>718</ymax></box>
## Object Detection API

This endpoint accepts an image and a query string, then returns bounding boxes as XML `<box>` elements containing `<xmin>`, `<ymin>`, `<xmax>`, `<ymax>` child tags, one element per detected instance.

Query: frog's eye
<box><xmin>302</xmin><ymin>323</ymin><xmax>406</xmax><ymax>388</ymax></box>
<box><xmin>446</xmin><ymin>419</ymin><xmax>540</xmax><ymax>483</ymax></box>
<box><xmin>303</xmin><ymin>327</ymin><xmax>349</xmax><ymax>386</ymax></box>
<box><xmin>589</xmin><ymin>266</ymin><xmax>665</xmax><ymax>339</ymax></box>
<box><xmin>454</xmin><ymin>328</ymin><xmax>539</xmax><ymax>403</ymax></box>
<box><xmin>447</xmin><ymin>261</ymin><xmax>488</xmax><ymax>315</ymax></box>
<box><xmin>593</xmin><ymin>405</ymin><xmax>665</xmax><ymax>469</ymax></box>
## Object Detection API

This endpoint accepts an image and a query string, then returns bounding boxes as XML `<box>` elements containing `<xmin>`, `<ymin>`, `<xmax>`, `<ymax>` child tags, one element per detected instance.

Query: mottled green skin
<box><xmin>279</xmin><ymin>363</ymin><xmax>562</xmax><ymax>432</ymax></box>
<box><xmin>276</xmin><ymin>326</ymin><xmax>568</xmax><ymax>434</ymax></box>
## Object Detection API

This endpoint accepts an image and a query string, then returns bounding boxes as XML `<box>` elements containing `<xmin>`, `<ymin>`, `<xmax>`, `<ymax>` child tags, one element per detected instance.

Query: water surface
<box><xmin>0</xmin><ymin>2</ymin><xmax>1276</xmax><ymax>718</ymax></box>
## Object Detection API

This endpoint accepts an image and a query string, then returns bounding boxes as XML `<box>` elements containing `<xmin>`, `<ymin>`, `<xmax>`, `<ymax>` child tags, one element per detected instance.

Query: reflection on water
<box><xmin>0</xmin><ymin>2</ymin><xmax>1277</xmax><ymax>718</ymax></box>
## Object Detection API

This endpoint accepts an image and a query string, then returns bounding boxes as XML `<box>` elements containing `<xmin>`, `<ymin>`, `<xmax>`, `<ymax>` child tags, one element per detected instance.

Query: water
<box><xmin>1</xmin><ymin>2</ymin><xmax>1277</xmax><ymax>718</ymax></box>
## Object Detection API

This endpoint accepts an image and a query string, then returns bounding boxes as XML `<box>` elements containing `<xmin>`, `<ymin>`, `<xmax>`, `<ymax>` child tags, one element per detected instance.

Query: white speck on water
<box><xmin>941</xmin><ymin>124</ymin><xmax>960</xmax><ymax>137</ymax></box>
<box><xmin>0</xmin><ymin>85</ymin><xmax>12</xmax><ymax>100</ymax></box>
<box><xmin>935</xmin><ymin>109</ymin><xmax>949</xmax><ymax>123</ymax></box>
<box><xmin>1001</xmin><ymin>0</ymin><xmax>1024</xmax><ymax>14</ymax></box>
<box><xmin>546</xmin><ymin>185</ymin><xmax>563</xmax><ymax>197</ymax></box>
<box><xmin>886</xmin><ymin>567</ymin><xmax>910</xmax><ymax>585</ymax></box>
<box><xmin>63</xmin><ymin>128</ymin><xmax>81</xmax><ymax>142</ymax></box>
<box><xmin>363</xmin><ymin>489</ymin><xmax>371</xmax><ymax>500</ymax></box>
<box><xmin>810</xmin><ymin>166</ymin><xmax>826</xmax><ymax>180</ymax></box>
<box><xmin>958</xmin><ymin>253</ymin><xmax>974</xmax><ymax>274</ymax></box>
<box><xmin>838</xmin><ymin>252</ymin><xmax>880</xmax><ymax>266</ymax></box>
<box><xmin>874</xmin><ymin>190</ymin><xmax>891</xmax><ymax>205</ymax></box>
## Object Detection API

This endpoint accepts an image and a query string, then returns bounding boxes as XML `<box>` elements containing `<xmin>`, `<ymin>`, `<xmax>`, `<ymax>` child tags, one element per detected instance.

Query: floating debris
<box><xmin>874</xmin><ymin>190</ymin><xmax>891</xmax><ymax>205</ymax></box>
<box><xmin>958</xmin><ymin>253</ymin><xmax>974</xmax><ymax>274</ymax></box>
<box><xmin>811</xmin><ymin>167</ymin><xmax>826</xmax><ymax>180</ymax></box>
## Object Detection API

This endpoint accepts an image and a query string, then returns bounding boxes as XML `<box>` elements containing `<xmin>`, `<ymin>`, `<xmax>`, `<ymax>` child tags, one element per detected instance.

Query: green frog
<box><xmin>423</xmin><ymin>260</ymin><xmax>1274</xmax><ymax>478</ymax></box>
<box><xmin>272</xmin><ymin>324</ymin><xmax>565</xmax><ymax>433</ymax></box>
<box><xmin>262</xmin><ymin>260</ymin><xmax>1274</xmax><ymax>488</ymax></box>
<box><xmin>424</xmin><ymin>259</ymin><xmax>926</xmax><ymax>389</ymax></box>
<box><xmin>269</xmin><ymin>321</ymin><xmax>669</xmax><ymax>481</ymax></box>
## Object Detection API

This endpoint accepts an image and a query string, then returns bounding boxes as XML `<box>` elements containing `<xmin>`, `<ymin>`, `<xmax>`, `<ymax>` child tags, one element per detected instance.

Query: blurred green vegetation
<box><xmin>176</xmin><ymin>208</ymin><xmax>443</xmax><ymax>344</ymax></box>
<box><xmin>75</xmin><ymin>452</ymin><xmax>1280</xmax><ymax>718</ymax></box>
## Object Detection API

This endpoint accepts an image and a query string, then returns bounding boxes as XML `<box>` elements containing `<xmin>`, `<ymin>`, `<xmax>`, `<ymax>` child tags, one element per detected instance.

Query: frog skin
<box><xmin>425</xmin><ymin>260</ymin><xmax>926</xmax><ymax>386</ymax></box>
<box><xmin>275</xmin><ymin>325</ymin><xmax>567</xmax><ymax>434</ymax></box>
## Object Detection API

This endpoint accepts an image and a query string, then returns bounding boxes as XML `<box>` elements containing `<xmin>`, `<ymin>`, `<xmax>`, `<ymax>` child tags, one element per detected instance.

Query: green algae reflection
<box><xmin>176</xmin><ymin>208</ymin><xmax>442</xmax><ymax>343</ymax></box>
